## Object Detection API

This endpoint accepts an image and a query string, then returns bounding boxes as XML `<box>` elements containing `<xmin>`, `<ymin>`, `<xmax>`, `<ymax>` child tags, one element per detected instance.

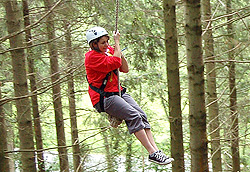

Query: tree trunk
<box><xmin>4</xmin><ymin>0</ymin><xmax>37</xmax><ymax>171</ymax></box>
<box><xmin>184</xmin><ymin>0</ymin><xmax>209</xmax><ymax>171</ymax></box>
<box><xmin>201</xmin><ymin>0</ymin><xmax>222</xmax><ymax>171</ymax></box>
<box><xmin>226</xmin><ymin>0</ymin><xmax>240</xmax><ymax>171</ymax></box>
<box><xmin>4</xmin><ymin>103</ymin><xmax>15</xmax><ymax>172</ymax></box>
<box><xmin>0</xmin><ymin>83</ymin><xmax>10</xmax><ymax>172</ymax></box>
<box><xmin>125</xmin><ymin>136</ymin><xmax>133</xmax><ymax>172</ymax></box>
<box><xmin>22</xmin><ymin>1</ymin><xmax>46</xmax><ymax>171</ymax></box>
<box><xmin>163</xmin><ymin>0</ymin><xmax>185</xmax><ymax>171</ymax></box>
<box><xmin>43</xmin><ymin>0</ymin><xmax>69</xmax><ymax>171</ymax></box>
<box><xmin>64</xmin><ymin>19</ymin><xmax>82</xmax><ymax>171</ymax></box>
<box><xmin>101</xmin><ymin>129</ymin><xmax>113</xmax><ymax>172</ymax></box>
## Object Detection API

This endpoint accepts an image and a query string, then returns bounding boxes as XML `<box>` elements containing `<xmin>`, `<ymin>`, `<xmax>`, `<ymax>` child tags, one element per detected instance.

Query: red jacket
<box><xmin>85</xmin><ymin>46</ymin><xmax>124</xmax><ymax>106</ymax></box>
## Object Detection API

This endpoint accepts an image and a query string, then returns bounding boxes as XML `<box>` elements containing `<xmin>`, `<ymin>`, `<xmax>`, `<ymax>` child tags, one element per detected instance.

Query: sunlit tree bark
<box><xmin>226</xmin><ymin>0</ymin><xmax>240</xmax><ymax>171</ymax></box>
<box><xmin>100</xmin><ymin>126</ymin><xmax>113</xmax><ymax>172</ymax></box>
<box><xmin>163</xmin><ymin>0</ymin><xmax>185</xmax><ymax>171</ymax></box>
<box><xmin>43</xmin><ymin>0</ymin><xmax>69</xmax><ymax>171</ymax></box>
<box><xmin>4</xmin><ymin>103</ymin><xmax>15</xmax><ymax>172</ymax></box>
<box><xmin>4</xmin><ymin>0</ymin><xmax>36</xmax><ymax>171</ymax></box>
<box><xmin>22</xmin><ymin>1</ymin><xmax>45</xmax><ymax>171</ymax></box>
<box><xmin>64</xmin><ymin>18</ymin><xmax>82</xmax><ymax>172</ymax></box>
<box><xmin>201</xmin><ymin>0</ymin><xmax>222</xmax><ymax>171</ymax></box>
<box><xmin>184</xmin><ymin>0</ymin><xmax>209</xmax><ymax>171</ymax></box>
<box><xmin>0</xmin><ymin>83</ymin><xmax>10</xmax><ymax>172</ymax></box>
<box><xmin>125</xmin><ymin>136</ymin><xmax>133</xmax><ymax>172</ymax></box>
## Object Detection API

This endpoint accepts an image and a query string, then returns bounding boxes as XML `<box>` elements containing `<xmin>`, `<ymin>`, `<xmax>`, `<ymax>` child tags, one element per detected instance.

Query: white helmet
<box><xmin>86</xmin><ymin>26</ymin><xmax>108</xmax><ymax>44</ymax></box>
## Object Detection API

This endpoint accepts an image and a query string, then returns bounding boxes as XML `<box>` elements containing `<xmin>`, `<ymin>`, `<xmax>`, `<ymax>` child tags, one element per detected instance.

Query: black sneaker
<box><xmin>149</xmin><ymin>151</ymin><xmax>174</xmax><ymax>165</ymax></box>
<box><xmin>157</xmin><ymin>150</ymin><xmax>175</xmax><ymax>162</ymax></box>
<box><xmin>157</xmin><ymin>150</ymin><xmax>169</xmax><ymax>157</ymax></box>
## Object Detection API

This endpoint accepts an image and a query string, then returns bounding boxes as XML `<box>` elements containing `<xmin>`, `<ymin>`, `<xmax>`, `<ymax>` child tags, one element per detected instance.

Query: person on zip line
<box><xmin>85</xmin><ymin>26</ymin><xmax>174</xmax><ymax>165</ymax></box>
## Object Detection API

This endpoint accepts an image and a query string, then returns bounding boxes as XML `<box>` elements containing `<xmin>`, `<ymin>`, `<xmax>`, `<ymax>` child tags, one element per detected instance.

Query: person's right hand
<box><xmin>113</xmin><ymin>30</ymin><xmax>120</xmax><ymax>42</ymax></box>
<box><xmin>113</xmin><ymin>30</ymin><xmax>121</xmax><ymax>58</ymax></box>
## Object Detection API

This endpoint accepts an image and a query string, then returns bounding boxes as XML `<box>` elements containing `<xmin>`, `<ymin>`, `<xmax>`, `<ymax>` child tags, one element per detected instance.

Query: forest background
<box><xmin>0</xmin><ymin>0</ymin><xmax>250</xmax><ymax>171</ymax></box>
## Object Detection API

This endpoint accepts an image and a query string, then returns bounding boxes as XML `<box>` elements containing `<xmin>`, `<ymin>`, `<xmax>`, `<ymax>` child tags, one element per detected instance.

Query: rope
<box><xmin>115</xmin><ymin>0</ymin><xmax>121</xmax><ymax>96</ymax></box>
<box><xmin>115</xmin><ymin>0</ymin><xmax>119</xmax><ymax>32</ymax></box>
<box><xmin>104</xmin><ymin>0</ymin><xmax>123</xmax><ymax>128</ymax></box>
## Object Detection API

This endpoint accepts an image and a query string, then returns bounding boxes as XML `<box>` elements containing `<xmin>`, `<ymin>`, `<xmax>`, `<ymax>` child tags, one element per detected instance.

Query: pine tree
<box><xmin>0</xmin><ymin>83</ymin><xmax>10</xmax><ymax>172</ymax></box>
<box><xmin>4</xmin><ymin>0</ymin><xmax>37</xmax><ymax>171</ymax></box>
<box><xmin>22</xmin><ymin>0</ymin><xmax>46</xmax><ymax>171</ymax></box>
<box><xmin>226</xmin><ymin>0</ymin><xmax>240</xmax><ymax>171</ymax></box>
<box><xmin>201</xmin><ymin>0</ymin><xmax>222</xmax><ymax>171</ymax></box>
<box><xmin>43</xmin><ymin>0</ymin><xmax>69</xmax><ymax>171</ymax></box>
<box><xmin>184</xmin><ymin>0</ymin><xmax>209</xmax><ymax>171</ymax></box>
<box><xmin>163</xmin><ymin>0</ymin><xmax>185</xmax><ymax>171</ymax></box>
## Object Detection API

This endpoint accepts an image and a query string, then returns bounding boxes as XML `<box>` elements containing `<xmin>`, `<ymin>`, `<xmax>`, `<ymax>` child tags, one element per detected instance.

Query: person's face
<box><xmin>97</xmin><ymin>36</ymin><xmax>109</xmax><ymax>53</ymax></box>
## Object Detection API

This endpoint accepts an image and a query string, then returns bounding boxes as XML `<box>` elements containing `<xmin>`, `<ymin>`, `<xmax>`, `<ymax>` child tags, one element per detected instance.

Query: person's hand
<box><xmin>113</xmin><ymin>30</ymin><xmax>120</xmax><ymax>42</ymax></box>
<box><xmin>113</xmin><ymin>30</ymin><xmax>121</xmax><ymax>57</ymax></box>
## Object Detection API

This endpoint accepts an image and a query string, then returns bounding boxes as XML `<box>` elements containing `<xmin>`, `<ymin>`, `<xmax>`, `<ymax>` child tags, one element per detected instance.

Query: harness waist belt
<box><xmin>87</xmin><ymin>70</ymin><xmax>125</xmax><ymax>112</ymax></box>
<box><xmin>89</xmin><ymin>83</ymin><xmax>126</xmax><ymax>97</ymax></box>
<box><xmin>105</xmin><ymin>88</ymin><xmax>126</xmax><ymax>97</ymax></box>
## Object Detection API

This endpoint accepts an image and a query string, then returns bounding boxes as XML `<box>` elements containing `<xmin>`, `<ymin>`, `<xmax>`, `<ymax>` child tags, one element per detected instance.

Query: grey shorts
<box><xmin>94</xmin><ymin>93</ymin><xmax>151</xmax><ymax>134</ymax></box>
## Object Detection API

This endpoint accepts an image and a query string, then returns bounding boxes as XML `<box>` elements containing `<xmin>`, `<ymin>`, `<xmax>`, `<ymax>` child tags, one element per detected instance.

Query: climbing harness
<box><xmin>87</xmin><ymin>70</ymin><xmax>126</xmax><ymax>112</ymax></box>
<box><xmin>86</xmin><ymin>70</ymin><xmax>126</xmax><ymax>128</ymax></box>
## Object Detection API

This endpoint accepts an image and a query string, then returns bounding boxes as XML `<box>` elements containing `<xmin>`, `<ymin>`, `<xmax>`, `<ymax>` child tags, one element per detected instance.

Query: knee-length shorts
<box><xmin>94</xmin><ymin>93</ymin><xmax>151</xmax><ymax>134</ymax></box>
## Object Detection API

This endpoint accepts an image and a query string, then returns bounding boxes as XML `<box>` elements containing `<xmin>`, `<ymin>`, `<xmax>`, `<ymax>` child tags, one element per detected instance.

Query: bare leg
<box><xmin>134</xmin><ymin>129</ymin><xmax>156</xmax><ymax>155</ymax></box>
<box><xmin>145</xmin><ymin>128</ymin><xmax>159</xmax><ymax>151</ymax></box>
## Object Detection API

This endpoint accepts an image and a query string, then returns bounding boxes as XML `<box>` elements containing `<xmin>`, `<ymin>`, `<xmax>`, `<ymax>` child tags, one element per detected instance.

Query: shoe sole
<box><xmin>149</xmin><ymin>158</ymin><xmax>174</xmax><ymax>165</ymax></box>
